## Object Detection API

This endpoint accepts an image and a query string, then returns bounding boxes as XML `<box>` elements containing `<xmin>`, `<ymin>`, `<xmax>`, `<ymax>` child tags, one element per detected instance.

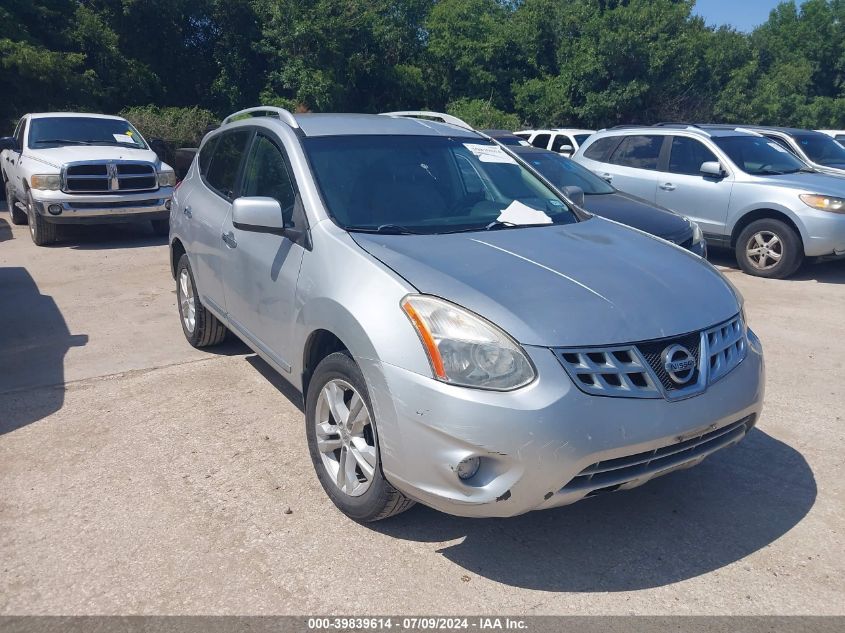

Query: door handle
<box><xmin>183</xmin><ymin>205</ymin><xmax>192</xmax><ymax>218</ymax></box>
<box><xmin>600</xmin><ymin>173</ymin><xmax>613</xmax><ymax>182</ymax></box>
<box><xmin>221</xmin><ymin>231</ymin><xmax>237</xmax><ymax>248</ymax></box>
<box><xmin>659</xmin><ymin>182</ymin><xmax>676</xmax><ymax>191</ymax></box>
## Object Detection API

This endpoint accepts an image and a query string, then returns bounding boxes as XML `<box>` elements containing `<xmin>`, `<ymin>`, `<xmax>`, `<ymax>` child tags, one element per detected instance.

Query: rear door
<box><xmin>218</xmin><ymin>130</ymin><xmax>306</xmax><ymax>375</ymax></box>
<box><xmin>189</xmin><ymin>129</ymin><xmax>252</xmax><ymax>316</ymax></box>
<box><xmin>601</xmin><ymin>134</ymin><xmax>667</xmax><ymax>202</ymax></box>
<box><xmin>655</xmin><ymin>136</ymin><xmax>733</xmax><ymax>235</ymax></box>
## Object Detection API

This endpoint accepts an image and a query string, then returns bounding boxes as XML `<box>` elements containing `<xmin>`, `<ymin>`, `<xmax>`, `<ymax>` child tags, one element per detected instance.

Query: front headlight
<box><xmin>401</xmin><ymin>294</ymin><xmax>536</xmax><ymax>390</ymax></box>
<box><xmin>689</xmin><ymin>219</ymin><xmax>704</xmax><ymax>243</ymax></box>
<box><xmin>158</xmin><ymin>170</ymin><xmax>177</xmax><ymax>187</ymax></box>
<box><xmin>799</xmin><ymin>193</ymin><xmax>845</xmax><ymax>213</ymax></box>
<box><xmin>30</xmin><ymin>174</ymin><xmax>61</xmax><ymax>190</ymax></box>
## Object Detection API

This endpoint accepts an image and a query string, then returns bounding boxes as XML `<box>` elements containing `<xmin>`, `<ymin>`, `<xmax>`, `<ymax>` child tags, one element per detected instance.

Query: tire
<box><xmin>26</xmin><ymin>190</ymin><xmax>57</xmax><ymax>246</ymax></box>
<box><xmin>5</xmin><ymin>182</ymin><xmax>27</xmax><ymax>225</ymax></box>
<box><xmin>305</xmin><ymin>351</ymin><xmax>414</xmax><ymax>522</ymax></box>
<box><xmin>175</xmin><ymin>254</ymin><xmax>227</xmax><ymax>347</ymax></box>
<box><xmin>735</xmin><ymin>218</ymin><xmax>803</xmax><ymax>279</ymax></box>
<box><xmin>151</xmin><ymin>219</ymin><xmax>169</xmax><ymax>236</ymax></box>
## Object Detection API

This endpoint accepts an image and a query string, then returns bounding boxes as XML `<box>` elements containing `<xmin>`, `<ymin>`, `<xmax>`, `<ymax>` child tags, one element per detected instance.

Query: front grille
<box><xmin>63</xmin><ymin>162</ymin><xmax>158</xmax><ymax>193</ymax></box>
<box><xmin>554</xmin><ymin>314</ymin><xmax>747</xmax><ymax>400</ymax></box>
<box><xmin>561</xmin><ymin>415</ymin><xmax>753</xmax><ymax>494</ymax></box>
<box><xmin>67</xmin><ymin>199</ymin><xmax>162</xmax><ymax>210</ymax></box>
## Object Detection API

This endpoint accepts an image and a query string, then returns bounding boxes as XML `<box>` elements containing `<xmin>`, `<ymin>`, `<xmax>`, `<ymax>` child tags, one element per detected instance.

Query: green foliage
<box><xmin>447</xmin><ymin>98</ymin><xmax>521</xmax><ymax>129</ymax></box>
<box><xmin>0</xmin><ymin>0</ymin><xmax>844</xmax><ymax>130</ymax></box>
<box><xmin>120</xmin><ymin>105</ymin><xmax>218</xmax><ymax>147</ymax></box>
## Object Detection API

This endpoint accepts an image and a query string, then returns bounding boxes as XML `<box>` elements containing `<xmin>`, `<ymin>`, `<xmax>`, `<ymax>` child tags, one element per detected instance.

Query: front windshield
<box><xmin>518</xmin><ymin>151</ymin><xmax>615</xmax><ymax>194</ymax></box>
<box><xmin>794</xmin><ymin>133</ymin><xmax>845</xmax><ymax>166</ymax></box>
<box><xmin>304</xmin><ymin>135</ymin><xmax>578</xmax><ymax>234</ymax></box>
<box><xmin>712</xmin><ymin>136</ymin><xmax>805</xmax><ymax>175</ymax></box>
<box><xmin>28</xmin><ymin>117</ymin><xmax>148</xmax><ymax>149</ymax></box>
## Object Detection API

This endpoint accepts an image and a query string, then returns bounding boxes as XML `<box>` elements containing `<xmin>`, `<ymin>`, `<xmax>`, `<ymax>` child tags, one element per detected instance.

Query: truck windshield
<box><xmin>793</xmin><ymin>133</ymin><xmax>845</xmax><ymax>166</ymax></box>
<box><xmin>304</xmin><ymin>135</ymin><xmax>578</xmax><ymax>234</ymax></box>
<box><xmin>28</xmin><ymin>117</ymin><xmax>148</xmax><ymax>150</ymax></box>
<box><xmin>516</xmin><ymin>151</ymin><xmax>615</xmax><ymax>194</ymax></box>
<box><xmin>712</xmin><ymin>136</ymin><xmax>806</xmax><ymax>175</ymax></box>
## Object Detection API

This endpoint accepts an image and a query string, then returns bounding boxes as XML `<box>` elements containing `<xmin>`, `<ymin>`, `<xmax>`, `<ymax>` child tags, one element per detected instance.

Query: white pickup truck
<box><xmin>1</xmin><ymin>112</ymin><xmax>176</xmax><ymax>245</ymax></box>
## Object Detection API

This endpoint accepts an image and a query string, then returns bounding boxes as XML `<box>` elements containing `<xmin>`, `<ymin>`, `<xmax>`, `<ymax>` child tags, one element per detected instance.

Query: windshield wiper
<box><xmin>347</xmin><ymin>224</ymin><xmax>422</xmax><ymax>235</ymax></box>
<box><xmin>35</xmin><ymin>139</ymin><xmax>94</xmax><ymax>145</ymax></box>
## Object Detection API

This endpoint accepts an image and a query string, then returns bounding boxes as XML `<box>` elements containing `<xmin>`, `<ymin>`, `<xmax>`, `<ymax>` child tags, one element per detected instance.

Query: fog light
<box><xmin>47</xmin><ymin>204</ymin><xmax>62</xmax><ymax>216</ymax></box>
<box><xmin>165</xmin><ymin>199</ymin><xmax>172</xmax><ymax>211</ymax></box>
<box><xmin>456</xmin><ymin>456</ymin><xmax>480</xmax><ymax>480</ymax></box>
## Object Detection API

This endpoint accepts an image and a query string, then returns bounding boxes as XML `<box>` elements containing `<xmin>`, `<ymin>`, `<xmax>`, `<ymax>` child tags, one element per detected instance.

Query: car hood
<box><xmin>749</xmin><ymin>170</ymin><xmax>845</xmax><ymax>194</ymax></box>
<box><xmin>25</xmin><ymin>146</ymin><xmax>162</xmax><ymax>170</ymax></box>
<box><xmin>582</xmin><ymin>191</ymin><xmax>691</xmax><ymax>241</ymax></box>
<box><xmin>352</xmin><ymin>218</ymin><xmax>739</xmax><ymax>347</ymax></box>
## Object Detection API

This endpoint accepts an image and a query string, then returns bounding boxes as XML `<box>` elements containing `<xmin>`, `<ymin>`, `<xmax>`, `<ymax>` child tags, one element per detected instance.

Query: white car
<box><xmin>514</xmin><ymin>128</ymin><xmax>596</xmax><ymax>157</ymax></box>
<box><xmin>817</xmin><ymin>130</ymin><xmax>845</xmax><ymax>147</ymax></box>
<box><xmin>1</xmin><ymin>112</ymin><xmax>176</xmax><ymax>245</ymax></box>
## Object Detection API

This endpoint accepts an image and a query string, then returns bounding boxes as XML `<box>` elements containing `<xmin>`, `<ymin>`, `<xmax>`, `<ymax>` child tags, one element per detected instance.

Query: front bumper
<box><xmin>31</xmin><ymin>188</ymin><xmax>172</xmax><ymax>224</ymax></box>
<box><xmin>799</xmin><ymin>208</ymin><xmax>845</xmax><ymax>257</ymax></box>
<box><xmin>363</xmin><ymin>331</ymin><xmax>764</xmax><ymax>518</ymax></box>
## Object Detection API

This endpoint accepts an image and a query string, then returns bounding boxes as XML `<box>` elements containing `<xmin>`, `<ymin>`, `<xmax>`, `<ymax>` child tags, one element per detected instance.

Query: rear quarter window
<box><xmin>582</xmin><ymin>136</ymin><xmax>620</xmax><ymax>161</ymax></box>
<box><xmin>198</xmin><ymin>136</ymin><xmax>219</xmax><ymax>176</ymax></box>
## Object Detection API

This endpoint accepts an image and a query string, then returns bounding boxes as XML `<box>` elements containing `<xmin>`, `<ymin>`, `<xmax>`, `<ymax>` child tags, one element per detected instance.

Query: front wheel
<box><xmin>26</xmin><ymin>190</ymin><xmax>57</xmax><ymax>246</ymax></box>
<box><xmin>305</xmin><ymin>351</ymin><xmax>414</xmax><ymax>522</ymax></box>
<box><xmin>735</xmin><ymin>218</ymin><xmax>803</xmax><ymax>279</ymax></box>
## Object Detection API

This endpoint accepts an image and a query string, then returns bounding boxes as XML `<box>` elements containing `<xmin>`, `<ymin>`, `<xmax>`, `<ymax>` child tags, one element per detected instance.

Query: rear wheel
<box><xmin>5</xmin><ymin>182</ymin><xmax>26</xmax><ymax>225</ymax></box>
<box><xmin>736</xmin><ymin>218</ymin><xmax>803</xmax><ymax>279</ymax></box>
<box><xmin>176</xmin><ymin>254</ymin><xmax>227</xmax><ymax>347</ymax></box>
<box><xmin>26</xmin><ymin>190</ymin><xmax>57</xmax><ymax>246</ymax></box>
<box><xmin>305</xmin><ymin>351</ymin><xmax>414</xmax><ymax>522</ymax></box>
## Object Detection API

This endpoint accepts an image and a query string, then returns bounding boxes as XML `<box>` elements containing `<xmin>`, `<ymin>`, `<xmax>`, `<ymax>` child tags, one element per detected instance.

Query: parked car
<box><xmin>169</xmin><ymin>107</ymin><xmax>763</xmax><ymax>522</ymax></box>
<box><xmin>509</xmin><ymin>146</ymin><xmax>706</xmax><ymax>257</ymax></box>
<box><xmin>573</xmin><ymin>124</ymin><xmax>845</xmax><ymax>278</ymax></box>
<box><xmin>816</xmin><ymin>130</ymin><xmax>845</xmax><ymax>147</ymax></box>
<box><xmin>480</xmin><ymin>129</ymin><xmax>531</xmax><ymax>146</ymax></box>
<box><xmin>709</xmin><ymin>125</ymin><xmax>845</xmax><ymax>178</ymax></box>
<box><xmin>0</xmin><ymin>112</ymin><xmax>175</xmax><ymax>245</ymax></box>
<box><xmin>514</xmin><ymin>128</ymin><xmax>595</xmax><ymax>157</ymax></box>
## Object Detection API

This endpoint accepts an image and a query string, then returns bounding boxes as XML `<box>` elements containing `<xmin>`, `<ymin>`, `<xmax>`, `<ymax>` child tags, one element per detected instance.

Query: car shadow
<box><xmin>59</xmin><ymin>222</ymin><xmax>168</xmax><ymax>250</ymax></box>
<box><xmin>708</xmin><ymin>247</ymin><xmax>844</xmax><ymax>283</ymax></box>
<box><xmin>371</xmin><ymin>428</ymin><xmax>815</xmax><ymax>592</ymax></box>
<box><xmin>0</xmin><ymin>267</ymin><xmax>88</xmax><ymax>435</ymax></box>
<box><xmin>245</xmin><ymin>353</ymin><xmax>304</xmax><ymax>412</ymax></box>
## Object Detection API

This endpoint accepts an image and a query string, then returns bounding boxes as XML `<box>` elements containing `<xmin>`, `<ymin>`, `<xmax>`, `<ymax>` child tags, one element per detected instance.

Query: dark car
<box><xmin>481</xmin><ymin>129</ymin><xmax>531</xmax><ymax>147</ymax></box>
<box><xmin>509</xmin><ymin>146</ymin><xmax>707</xmax><ymax>257</ymax></box>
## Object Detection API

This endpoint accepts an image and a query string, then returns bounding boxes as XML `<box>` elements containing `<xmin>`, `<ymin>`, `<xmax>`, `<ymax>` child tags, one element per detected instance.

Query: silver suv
<box><xmin>169</xmin><ymin>107</ymin><xmax>764</xmax><ymax>521</ymax></box>
<box><xmin>574</xmin><ymin>124</ymin><xmax>845</xmax><ymax>278</ymax></box>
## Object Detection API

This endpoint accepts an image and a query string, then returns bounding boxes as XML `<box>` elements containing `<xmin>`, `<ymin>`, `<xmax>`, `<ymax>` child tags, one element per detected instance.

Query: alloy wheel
<box><xmin>745</xmin><ymin>230</ymin><xmax>783</xmax><ymax>270</ymax></box>
<box><xmin>314</xmin><ymin>379</ymin><xmax>377</xmax><ymax>497</ymax></box>
<box><xmin>178</xmin><ymin>268</ymin><xmax>196</xmax><ymax>332</ymax></box>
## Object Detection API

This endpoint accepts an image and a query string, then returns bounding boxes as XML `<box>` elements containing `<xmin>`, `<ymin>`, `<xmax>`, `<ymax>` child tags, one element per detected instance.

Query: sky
<box><xmin>692</xmin><ymin>0</ymin><xmax>786</xmax><ymax>32</ymax></box>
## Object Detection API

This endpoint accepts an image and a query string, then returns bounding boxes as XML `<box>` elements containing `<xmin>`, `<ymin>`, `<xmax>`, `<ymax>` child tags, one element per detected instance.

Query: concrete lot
<box><xmin>1</xmin><ymin>209</ymin><xmax>843</xmax><ymax>615</ymax></box>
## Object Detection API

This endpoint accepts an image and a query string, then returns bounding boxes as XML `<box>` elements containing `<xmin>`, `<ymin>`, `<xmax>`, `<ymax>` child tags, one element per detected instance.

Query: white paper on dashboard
<box><xmin>497</xmin><ymin>200</ymin><xmax>552</xmax><ymax>225</ymax></box>
<box><xmin>463</xmin><ymin>143</ymin><xmax>517</xmax><ymax>164</ymax></box>
<box><xmin>113</xmin><ymin>134</ymin><xmax>134</xmax><ymax>144</ymax></box>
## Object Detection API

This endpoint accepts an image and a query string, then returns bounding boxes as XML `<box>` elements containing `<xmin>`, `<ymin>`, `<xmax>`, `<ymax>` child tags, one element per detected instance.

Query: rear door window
<box><xmin>205</xmin><ymin>130</ymin><xmax>251</xmax><ymax>199</ymax></box>
<box><xmin>609</xmin><ymin>135</ymin><xmax>664</xmax><ymax>170</ymax></box>
<box><xmin>531</xmin><ymin>133</ymin><xmax>551</xmax><ymax>149</ymax></box>
<box><xmin>668</xmin><ymin>136</ymin><xmax>718</xmax><ymax>175</ymax></box>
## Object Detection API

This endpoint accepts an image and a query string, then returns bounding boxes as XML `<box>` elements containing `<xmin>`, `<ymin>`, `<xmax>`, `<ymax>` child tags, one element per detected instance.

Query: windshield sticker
<box><xmin>113</xmin><ymin>133</ymin><xmax>134</xmax><ymax>144</ymax></box>
<box><xmin>463</xmin><ymin>143</ymin><xmax>517</xmax><ymax>164</ymax></box>
<box><xmin>767</xmin><ymin>142</ymin><xmax>789</xmax><ymax>153</ymax></box>
<box><xmin>497</xmin><ymin>200</ymin><xmax>552</xmax><ymax>226</ymax></box>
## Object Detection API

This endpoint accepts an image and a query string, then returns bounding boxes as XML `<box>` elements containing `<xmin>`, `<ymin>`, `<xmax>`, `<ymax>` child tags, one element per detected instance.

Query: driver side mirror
<box><xmin>558</xmin><ymin>145</ymin><xmax>574</xmax><ymax>155</ymax></box>
<box><xmin>0</xmin><ymin>136</ymin><xmax>20</xmax><ymax>152</ymax></box>
<box><xmin>562</xmin><ymin>185</ymin><xmax>585</xmax><ymax>207</ymax></box>
<box><xmin>700</xmin><ymin>161</ymin><xmax>725</xmax><ymax>178</ymax></box>
<box><xmin>232</xmin><ymin>196</ymin><xmax>286</xmax><ymax>234</ymax></box>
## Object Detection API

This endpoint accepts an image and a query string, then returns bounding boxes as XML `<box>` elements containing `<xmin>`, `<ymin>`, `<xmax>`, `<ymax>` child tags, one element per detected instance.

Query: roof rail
<box><xmin>222</xmin><ymin>106</ymin><xmax>299</xmax><ymax>128</ymax></box>
<box><xmin>380</xmin><ymin>111</ymin><xmax>474</xmax><ymax>131</ymax></box>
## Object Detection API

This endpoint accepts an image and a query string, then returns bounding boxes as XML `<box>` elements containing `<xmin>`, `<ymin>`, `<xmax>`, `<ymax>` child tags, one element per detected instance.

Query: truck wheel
<box><xmin>736</xmin><ymin>218</ymin><xmax>803</xmax><ymax>279</ymax></box>
<box><xmin>176</xmin><ymin>254</ymin><xmax>227</xmax><ymax>347</ymax></box>
<box><xmin>151</xmin><ymin>219</ymin><xmax>169</xmax><ymax>236</ymax></box>
<box><xmin>5</xmin><ymin>182</ymin><xmax>27</xmax><ymax>225</ymax></box>
<box><xmin>26</xmin><ymin>190</ymin><xmax>57</xmax><ymax>246</ymax></box>
<box><xmin>305</xmin><ymin>351</ymin><xmax>415</xmax><ymax>522</ymax></box>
